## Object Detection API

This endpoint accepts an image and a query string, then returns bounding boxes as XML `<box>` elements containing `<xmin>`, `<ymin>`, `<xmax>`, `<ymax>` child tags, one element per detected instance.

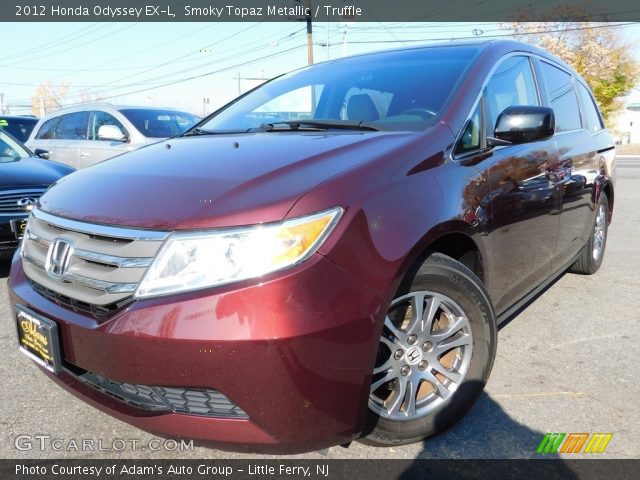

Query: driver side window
<box><xmin>484</xmin><ymin>56</ymin><xmax>539</xmax><ymax>135</ymax></box>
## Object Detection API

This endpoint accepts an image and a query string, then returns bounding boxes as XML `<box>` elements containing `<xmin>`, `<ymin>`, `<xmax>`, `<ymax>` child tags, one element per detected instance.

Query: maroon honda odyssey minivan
<box><xmin>8</xmin><ymin>40</ymin><xmax>615</xmax><ymax>453</ymax></box>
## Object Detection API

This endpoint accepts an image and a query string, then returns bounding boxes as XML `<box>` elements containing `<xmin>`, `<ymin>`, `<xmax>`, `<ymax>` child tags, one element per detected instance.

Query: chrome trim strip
<box><xmin>61</xmin><ymin>271</ymin><xmax>138</xmax><ymax>294</ymax></box>
<box><xmin>32</xmin><ymin>209</ymin><xmax>170</xmax><ymax>241</ymax></box>
<box><xmin>23</xmin><ymin>254</ymin><xmax>45</xmax><ymax>270</ymax></box>
<box><xmin>26</xmin><ymin>230</ymin><xmax>50</xmax><ymax>248</ymax></box>
<box><xmin>73</xmin><ymin>249</ymin><xmax>153</xmax><ymax>268</ymax></box>
<box><xmin>25</xmin><ymin>252</ymin><xmax>138</xmax><ymax>294</ymax></box>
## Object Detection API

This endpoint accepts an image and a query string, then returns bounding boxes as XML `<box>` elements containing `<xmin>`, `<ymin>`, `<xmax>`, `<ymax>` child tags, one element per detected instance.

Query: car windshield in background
<box><xmin>120</xmin><ymin>109</ymin><xmax>199</xmax><ymax>138</ymax></box>
<box><xmin>0</xmin><ymin>117</ymin><xmax>38</xmax><ymax>142</ymax></box>
<box><xmin>198</xmin><ymin>46</ymin><xmax>479</xmax><ymax>133</ymax></box>
<box><xmin>0</xmin><ymin>130</ymin><xmax>30</xmax><ymax>163</ymax></box>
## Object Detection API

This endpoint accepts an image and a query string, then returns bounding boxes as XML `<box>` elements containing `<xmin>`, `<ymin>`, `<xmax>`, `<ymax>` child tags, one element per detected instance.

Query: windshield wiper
<box><xmin>182</xmin><ymin>127</ymin><xmax>215</xmax><ymax>136</ymax></box>
<box><xmin>257</xmin><ymin>120</ymin><xmax>381</xmax><ymax>132</ymax></box>
<box><xmin>182</xmin><ymin>128</ymin><xmax>247</xmax><ymax>136</ymax></box>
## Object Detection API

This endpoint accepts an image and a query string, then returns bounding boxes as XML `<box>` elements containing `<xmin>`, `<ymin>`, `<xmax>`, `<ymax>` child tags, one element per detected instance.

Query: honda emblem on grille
<box><xmin>17</xmin><ymin>197</ymin><xmax>38</xmax><ymax>211</ymax></box>
<box><xmin>45</xmin><ymin>238</ymin><xmax>74</xmax><ymax>279</ymax></box>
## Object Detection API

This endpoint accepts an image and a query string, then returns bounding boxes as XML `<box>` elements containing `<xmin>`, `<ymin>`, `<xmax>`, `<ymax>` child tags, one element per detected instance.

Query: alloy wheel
<box><xmin>369</xmin><ymin>291</ymin><xmax>473</xmax><ymax>421</ymax></box>
<box><xmin>592</xmin><ymin>203</ymin><xmax>607</xmax><ymax>261</ymax></box>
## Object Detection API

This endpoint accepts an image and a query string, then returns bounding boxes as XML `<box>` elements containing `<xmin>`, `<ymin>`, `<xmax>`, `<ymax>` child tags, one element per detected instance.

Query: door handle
<box><xmin>79</xmin><ymin>151</ymin><xmax>89</xmax><ymax>158</ymax></box>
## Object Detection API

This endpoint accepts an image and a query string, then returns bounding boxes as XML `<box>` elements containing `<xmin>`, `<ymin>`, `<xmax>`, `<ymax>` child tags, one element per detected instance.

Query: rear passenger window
<box><xmin>540</xmin><ymin>62</ymin><xmax>581</xmax><ymax>132</ymax></box>
<box><xmin>55</xmin><ymin>112</ymin><xmax>89</xmax><ymax>140</ymax></box>
<box><xmin>36</xmin><ymin>117</ymin><xmax>60</xmax><ymax>140</ymax></box>
<box><xmin>484</xmin><ymin>56</ymin><xmax>539</xmax><ymax>134</ymax></box>
<box><xmin>576</xmin><ymin>82</ymin><xmax>604</xmax><ymax>133</ymax></box>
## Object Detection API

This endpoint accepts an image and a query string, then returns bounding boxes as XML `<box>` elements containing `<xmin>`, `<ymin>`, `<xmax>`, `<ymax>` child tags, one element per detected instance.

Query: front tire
<box><xmin>362</xmin><ymin>253</ymin><xmax>497</xmax><ymax>446</ymax></box>
<box><xmin>569</xmin><ymin>194</ymin><xmax>609</xmax><ymax>275</ymax></box>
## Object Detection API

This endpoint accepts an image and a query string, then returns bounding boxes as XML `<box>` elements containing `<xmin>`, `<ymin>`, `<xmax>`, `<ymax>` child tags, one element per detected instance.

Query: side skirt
<box><xmin>496</xmin><ymin>252</ymin><xmax>582</xmax><ymax>328</ymax></box>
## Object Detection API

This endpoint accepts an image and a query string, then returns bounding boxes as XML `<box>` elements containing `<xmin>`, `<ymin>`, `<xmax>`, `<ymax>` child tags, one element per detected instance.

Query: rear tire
<box><xmin>361</xmin><ymin>252</ymin><xmax>497</xmax><ymax>446</ymax></box>
<box><xmin>569</xmin><ymin>194</ymin><xmax>609</xmax><ymax>275</ymax></box>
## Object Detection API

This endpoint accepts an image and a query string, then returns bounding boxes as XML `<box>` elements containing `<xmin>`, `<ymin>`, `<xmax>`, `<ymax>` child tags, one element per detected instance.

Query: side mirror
<box><xmin>97</xmin><ymin>125</ymin><xmax>127</xmax><ymax>142</ymax></box>
<box><xmin>489</xmin><ymin>106</ymin><xmax>555</xmax><ymax>146</ymax></box>
<box><xmin>34</xmin><ymin>148</ymin><xmax>50</xmax><ymax>160</ymax></box>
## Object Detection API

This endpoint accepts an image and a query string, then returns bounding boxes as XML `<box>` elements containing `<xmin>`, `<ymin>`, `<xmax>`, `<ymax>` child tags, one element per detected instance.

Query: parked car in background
<box><xmin>0</xmin><ymin>129</ymin><xmax>74</xmax><ymax>259</ymax></box>
<box><xmin>8</xmin><ymin>40</ymin><xmax>615</xmax><ymax>453</ymax></box>
<box><xmin>0</xmin><ymin>115</ymin><xmax>38</xmax><ymax>142</ymax></box>
<box><xmin>25</xmin><ymin>104</ymin><xmax>199</xmax><ymax>169</ymax></box>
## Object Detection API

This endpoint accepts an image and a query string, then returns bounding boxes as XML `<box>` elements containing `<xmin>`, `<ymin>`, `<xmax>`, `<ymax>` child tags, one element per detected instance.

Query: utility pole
<box><xmin>291</xmin><ymin>0</ymin><xmax>314</xmax><ymax>65</ymax></box>
<box><xmin>342</xmin><ymin>23</ymin><xmax>349</xmax><ymax>57</ymax></box>
<box><xmin>305</xmin><ymin>0</ymin><xmax>313</xmax><ymax>65</ymax></box>
<box><xmin>0</xmin><ymin>93</ymin><xmax>5</xmax><ymax>115</ymax></box>
<box><xmin>326</xmin><ymin>21</ymin><xmax>330</xmax><ymax>60</ymax></box>
<box><xmin>202</xmin><ymin>97</ymin><xmax>210</xmax><ymax>117</ymax></box>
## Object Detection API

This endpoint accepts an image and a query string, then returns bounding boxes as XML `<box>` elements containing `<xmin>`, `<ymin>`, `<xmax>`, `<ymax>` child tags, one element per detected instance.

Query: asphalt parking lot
<box><xmin>1</xmin><ymin>157</ymin><xmax>639</xmax><ymax>460</ymax></box>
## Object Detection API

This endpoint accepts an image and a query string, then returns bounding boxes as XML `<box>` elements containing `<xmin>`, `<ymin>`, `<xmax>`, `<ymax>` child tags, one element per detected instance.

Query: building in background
<box><xmin>613</xmin><ymin>100</ymin><xmax>640</xmax><ymax>145</ymax></box>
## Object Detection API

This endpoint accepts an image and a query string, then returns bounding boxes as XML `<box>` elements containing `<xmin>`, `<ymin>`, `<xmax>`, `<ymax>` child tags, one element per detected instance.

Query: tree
<box><xmin>504</xmin><ymin>9</ymin><xmax>639</xmax><ymax>125</ymax></box>
<box><xmin>31</xmin><ymin>81</ymin><xmax>70</xmax><ymax>116</ymax></box>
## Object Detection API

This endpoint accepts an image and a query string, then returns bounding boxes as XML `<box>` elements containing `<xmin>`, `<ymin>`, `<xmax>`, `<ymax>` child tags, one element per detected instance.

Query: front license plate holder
<box><xmin>10</xmin><ymin>218</ymin><xmax>28</xmax><ymax>239</ymax></box>
<box><xmin>15</xmin><ymin>306</ymin><xmax>62</xmax><ymax>374</ymax></box>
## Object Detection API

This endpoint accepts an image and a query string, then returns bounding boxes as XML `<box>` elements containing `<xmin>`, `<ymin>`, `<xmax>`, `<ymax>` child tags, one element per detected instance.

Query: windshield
<box><xmin>0</xmin><ymin>130</ymin><xmax>30</xmax><ymax>163</ymax></box>
<box><xmin>198</xmin><ymin>46</ymin><xmax>479</xmax><ymax>133</ymax></box>
<box><xmin>120</xmin><ymin>109</ymin><xmax>200</xmax><ymax>138</ymax></box>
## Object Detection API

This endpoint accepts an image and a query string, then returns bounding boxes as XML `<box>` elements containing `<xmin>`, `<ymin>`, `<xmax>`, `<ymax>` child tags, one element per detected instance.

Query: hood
<box><xmin>39</xmin><ymin>131</ymin><xmax>417</xmax><ymax>230</ymax></box>
<box><xmin>0</xmin><ymin>156</ymin><xmax>74</xmax><ymax>188</ymax></box>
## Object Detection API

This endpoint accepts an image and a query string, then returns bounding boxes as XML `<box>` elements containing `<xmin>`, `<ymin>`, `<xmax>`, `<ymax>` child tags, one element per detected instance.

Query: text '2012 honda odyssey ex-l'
<box><xmin>8</xmin><ymin>40</ymin><xmax>615</xmax><ymax>453</ymax></box>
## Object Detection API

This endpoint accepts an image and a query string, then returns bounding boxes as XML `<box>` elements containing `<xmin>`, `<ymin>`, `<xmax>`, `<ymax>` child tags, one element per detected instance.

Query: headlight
<box><xmin>135</xmin><ymin>207</ymin><xmax>343</xmax><ymax>298</ymax></box>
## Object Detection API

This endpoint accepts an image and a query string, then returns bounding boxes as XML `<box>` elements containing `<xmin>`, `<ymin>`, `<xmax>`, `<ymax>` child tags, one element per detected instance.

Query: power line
<box><xmin>0</xmin><ymin>23</ymin><xmax>107</xmax><ymax>62</ymax></box>
<box><xmin>25</xmin><ymin>25</ymin><xmax>260</xmax><ymax>89</ymax></box>
<box><xmin>71</xmin><ymin>22</ymin><xmax>630</xmax><ymax>106</ymax></box>
<box><xmin>0</xmin><ymin>0</ymin><xmax>186</xmax><ymax>65</ymax></box>
<box><xmin>60</xmin><ymin>44</ymin><xmax>306</xmax><ymax>107</ymax></box>
<box><xmin>7</xmin><ymin>21</ymin><xmax>638</xmax><ymax>109</ymax></box>
<box><xmin>327</xmin><ymin>22</ymin><xmax>637</xmax><ymax>45</ymax></box>
<box><xmin>6</xmin><ymin>24</ymin><xmax>304</xmax><ymax>104</ymax></box>
<box><xmin>58</xmin><ymin>27</ymin><xmax>302</xmax><ymax>102</ymax></box>
<box><xmin>62</xmin><ymin>26</ymin><xmax>305</xmax><ymax>101</ymax></box>
<box><xmin>0</xmin><ymin>23</ymin><xmax>140</xmax><ymax>68</ymax></box>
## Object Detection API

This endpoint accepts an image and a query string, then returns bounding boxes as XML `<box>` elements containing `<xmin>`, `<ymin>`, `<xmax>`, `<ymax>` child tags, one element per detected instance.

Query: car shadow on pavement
<box><xmin>397</xmin><ymin>383</ymin><xmax>579</xmax><ymax>479</ymax></box>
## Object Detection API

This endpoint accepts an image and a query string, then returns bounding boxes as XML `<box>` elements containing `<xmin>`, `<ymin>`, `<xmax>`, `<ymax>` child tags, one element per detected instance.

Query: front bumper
<box><xmin>8</xmin><ymin>252</ymin><xmax>385</xmax><ymax>453</ymax></box>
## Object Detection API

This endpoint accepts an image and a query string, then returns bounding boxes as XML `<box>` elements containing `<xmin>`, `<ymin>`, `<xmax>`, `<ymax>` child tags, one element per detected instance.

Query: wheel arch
<box><xmin>392</xmin><ymin>222</ymin><xmax>490</xmax><ymax>301</ymax></box>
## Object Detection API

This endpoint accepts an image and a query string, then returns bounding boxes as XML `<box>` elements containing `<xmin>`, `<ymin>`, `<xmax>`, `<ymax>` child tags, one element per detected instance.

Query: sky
<box><xmin>1</xmin><ymin>21</ymin><xmax>640</xmax><ymax>117</ymax></box>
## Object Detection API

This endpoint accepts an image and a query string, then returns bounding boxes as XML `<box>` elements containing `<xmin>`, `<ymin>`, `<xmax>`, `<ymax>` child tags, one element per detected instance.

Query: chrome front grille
<box><xmin>0</xmin><ymin>188</ymin><xmax>46</xmax><ymax>214</ymax></box>
<box><xmin>21</xmin><ymin>209</ymin><xmax>169</xmax><ymax>309</ymax></box>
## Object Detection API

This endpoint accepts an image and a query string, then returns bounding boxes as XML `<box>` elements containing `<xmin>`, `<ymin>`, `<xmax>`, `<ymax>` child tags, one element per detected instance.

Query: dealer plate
<box><xmin>15</xmin><ymin>306</ymin><xmax>62</xmax><ymax>374</ymax></box>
